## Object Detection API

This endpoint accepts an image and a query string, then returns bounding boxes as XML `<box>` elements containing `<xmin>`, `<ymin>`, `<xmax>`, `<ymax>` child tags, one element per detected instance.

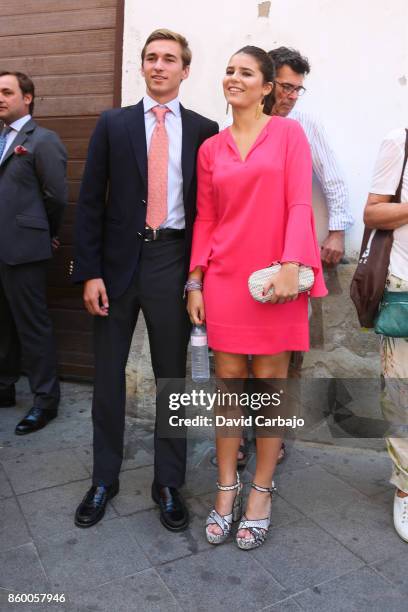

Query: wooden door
<box><xmin>0</xmin><ymin>0</ymin><xmax>124</xmax><ymax>380</ymax></box>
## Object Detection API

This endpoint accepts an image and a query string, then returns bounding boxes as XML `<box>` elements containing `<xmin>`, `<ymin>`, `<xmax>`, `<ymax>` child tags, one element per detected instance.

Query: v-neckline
<box><xmin>227</xmin><ymin>117</ymin><xmax>274</xmax><ymax>163</ymax></box>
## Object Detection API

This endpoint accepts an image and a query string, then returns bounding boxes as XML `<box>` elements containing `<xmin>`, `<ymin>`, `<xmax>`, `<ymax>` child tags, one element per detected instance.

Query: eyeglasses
<box><xmin>274</xmin><ymin>80</ymin><xmax>307</xmax><ymax>97</ymax></box>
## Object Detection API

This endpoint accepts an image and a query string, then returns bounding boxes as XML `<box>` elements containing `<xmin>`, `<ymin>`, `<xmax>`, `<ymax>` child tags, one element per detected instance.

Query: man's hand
<box><xmin>83</xmin><ymin>278</ymin><xmax>109</xmax><ymax>316</ymax></box>
<box><xmin>320</xmin><ymin>230</ymin><xmax>345</xmax><ymax>266</ymax></box>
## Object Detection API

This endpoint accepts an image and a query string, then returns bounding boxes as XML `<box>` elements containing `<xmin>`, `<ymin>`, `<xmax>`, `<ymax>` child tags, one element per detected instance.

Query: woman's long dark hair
<box><xmin>234</xmin><ymin>46</ymin><xmax>276</xmax><ymax>114</ymax></box>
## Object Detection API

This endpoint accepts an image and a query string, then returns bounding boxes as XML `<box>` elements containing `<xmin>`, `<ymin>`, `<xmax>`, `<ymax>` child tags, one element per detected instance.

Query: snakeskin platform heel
<box><xmin>206</xmin><ymin>471</ymin><xmax>243</xmax><ymax>545</ymax></box>
<box><xmin>236</xmin><ymin>481</ymin><xmax>276</xmax><ymax>550</ymax></box>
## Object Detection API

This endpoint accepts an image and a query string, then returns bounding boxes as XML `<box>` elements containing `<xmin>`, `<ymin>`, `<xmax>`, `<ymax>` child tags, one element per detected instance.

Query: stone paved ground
<box><xmin>1</xmin><ymin>378</ymin><xmax>407</xmax><ymax>612</ymax></box>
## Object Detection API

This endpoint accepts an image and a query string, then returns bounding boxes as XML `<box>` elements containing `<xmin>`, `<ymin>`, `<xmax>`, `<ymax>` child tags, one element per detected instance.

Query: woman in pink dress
<box><xmin>186</xmin><ymin>46</ymin><xmax>327</xmax><ymax>550</ymax></box>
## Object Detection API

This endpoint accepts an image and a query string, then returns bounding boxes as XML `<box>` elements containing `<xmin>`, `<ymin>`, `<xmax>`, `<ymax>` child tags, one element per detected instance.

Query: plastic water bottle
<box><xmin>191</xmin><ymin>324</ymin><xmax>210</xmax><ymax>383</ymax></box>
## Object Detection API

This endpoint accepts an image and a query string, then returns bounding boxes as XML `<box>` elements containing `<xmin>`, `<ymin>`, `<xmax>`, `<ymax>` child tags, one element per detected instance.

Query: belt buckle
<box><xmin>142</xmin><ymin>227</ymin><xmax>157</xmax><ymax>242</ymax></box>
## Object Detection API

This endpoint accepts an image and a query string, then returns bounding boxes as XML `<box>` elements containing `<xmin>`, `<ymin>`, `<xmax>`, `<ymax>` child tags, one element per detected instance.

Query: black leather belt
<box><xmin>138</xmin><ymin>228</ymin><xmax>185</xmax><ymax>242</ymax></box>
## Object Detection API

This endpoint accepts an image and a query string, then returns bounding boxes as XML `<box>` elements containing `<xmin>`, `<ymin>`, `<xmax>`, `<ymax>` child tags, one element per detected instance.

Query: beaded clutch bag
<box><xmin>248</xmin><ymin>263</ymin><xmax>314</xmax><ymax>303</ymax></box>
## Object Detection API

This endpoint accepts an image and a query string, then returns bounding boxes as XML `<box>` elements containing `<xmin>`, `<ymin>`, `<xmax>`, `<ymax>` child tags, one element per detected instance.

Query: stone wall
<box><xmin>303</xmin><ymin>263</ymin><xmax>380</xmax><ymax>378</ymax></box>
<box><xmin>125</xmin><ymin>314</ymin><xmax>156</xmax><ymax>420</ymax></box>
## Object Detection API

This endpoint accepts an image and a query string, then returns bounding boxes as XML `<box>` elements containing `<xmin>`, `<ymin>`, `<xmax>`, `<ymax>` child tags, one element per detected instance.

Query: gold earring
<box><xmin>226</xmin><ymin>102</ymin><xmax>230</xmax><ymax>115</ymax></box>
<box><xmin>255</xmin><ymin>97</ymin><xmax>265</xmax><ymax>120</ymax></box>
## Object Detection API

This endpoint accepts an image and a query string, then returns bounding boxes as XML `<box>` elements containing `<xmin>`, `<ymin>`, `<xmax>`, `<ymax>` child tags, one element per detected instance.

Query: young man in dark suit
<box><xmin>0</xmin><ymin>71</ymin><xmax>67</xmax><ymax>434</ymax></box>
<box><xmin>73</xmin><ymin>29</ymin><xmax>218</xmax><ymax>531</ymax></box>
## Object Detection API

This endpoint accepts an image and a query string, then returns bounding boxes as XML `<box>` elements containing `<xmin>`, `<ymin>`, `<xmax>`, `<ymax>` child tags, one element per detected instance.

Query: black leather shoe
<box><xmin>75</xmin><ymin>481</ymin><xmax>119</xmax><ymax>528</ymax></box>
<box><xmin>0</xmin><ymin>388</ymin><xmax>16</xmax><ymax>407</ymax></box>
<box><xmin>152</xmin><ymin>482</ymin><xmax>189</xmax><ymax>531</ymax></box>
<box><xmin>15</xmin><ymin>406</ymin><xmax>57</xmax><ymax>435</ymax></box>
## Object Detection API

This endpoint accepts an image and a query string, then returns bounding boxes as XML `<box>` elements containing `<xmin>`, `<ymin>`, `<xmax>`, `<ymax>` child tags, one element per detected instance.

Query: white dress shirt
<box><xmin>223</xmin><ymin>110</ymin><xmax>354</xmax><ymax>231</ymax></box>
<box><xmin>0</xmin><ymin>114</ymin><xmax>32</xmax><ymax>163</ymax></box>
<box><xmin>370</xmin><ymin>128</ymin><xmax>408</xmax><ymax>281</ymax></box>
<box><xmin>143</xmin><ymin>95</ymin><xmax>184</xmax><ymax>229</ymax></box>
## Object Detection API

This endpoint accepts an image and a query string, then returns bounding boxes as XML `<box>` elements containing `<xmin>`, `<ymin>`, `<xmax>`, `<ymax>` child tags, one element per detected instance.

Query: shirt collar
<box><xmin>143</xmin><ymin>94</ymin><xmax>180</xmax><ymax>117</ymax></box>
<box><xmin>9</xmin><ymin>114</ymin><xmax>32</xmax><ymax>132</ymax></box>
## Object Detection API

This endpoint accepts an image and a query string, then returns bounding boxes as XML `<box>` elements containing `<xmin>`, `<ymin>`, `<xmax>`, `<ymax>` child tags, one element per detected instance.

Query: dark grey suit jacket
<box><xmin>0</xmin><ymin>118</ymin><xmax>68</xmax><ymax>265</ymax></box>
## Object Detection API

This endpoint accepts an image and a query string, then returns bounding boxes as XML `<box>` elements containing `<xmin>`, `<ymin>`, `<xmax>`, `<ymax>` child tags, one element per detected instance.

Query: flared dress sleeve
<box><xmin>280</xmin><ymin>121</ymin><xmax>328</xmax><ymax>297</ymax></box>
<box><xmin>189</xmin><ymin>138</ymin><xmax>218</xmax><ymax>272</ymax></box>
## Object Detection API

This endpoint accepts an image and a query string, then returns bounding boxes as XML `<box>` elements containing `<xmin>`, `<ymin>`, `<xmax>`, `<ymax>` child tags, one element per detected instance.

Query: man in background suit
<box><xmin>0</xmin><ymin>71</ymin><xmax>67</xmax><ymax>434</ymax></box>
<box><xmin>73</xmin><ymin>29</ymin><xmax>218</xmax><ymax>531</ymax></box>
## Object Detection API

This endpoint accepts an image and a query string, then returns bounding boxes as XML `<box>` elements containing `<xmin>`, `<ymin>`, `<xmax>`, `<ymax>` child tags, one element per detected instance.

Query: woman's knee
<box><xmin>252</xmin><ymin>353</ymin><xmax>290</xmax><ymax>378</ymax></box>
<box><xmin>214</xmin><ymin>352</ymin><xmax>249</xmax><ymax>378</ymax></box>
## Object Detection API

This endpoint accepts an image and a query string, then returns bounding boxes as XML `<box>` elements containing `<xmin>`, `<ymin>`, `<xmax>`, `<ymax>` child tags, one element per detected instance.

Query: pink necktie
<box><xmin>146</xmin><ymin>106</ymin><xmax>170</xmax><ymax>229</ymax></box>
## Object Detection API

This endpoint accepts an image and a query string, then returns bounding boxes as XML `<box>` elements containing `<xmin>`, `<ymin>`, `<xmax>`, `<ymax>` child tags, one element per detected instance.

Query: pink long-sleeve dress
<box><xmin>189</xmin><ymin>116</ymin><xmax>327</xmax><ymax>355</ymax></box>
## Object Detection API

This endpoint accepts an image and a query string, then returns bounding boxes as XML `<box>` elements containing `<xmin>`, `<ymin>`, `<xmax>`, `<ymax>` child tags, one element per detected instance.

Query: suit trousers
<box><xmin>0</xmin><ymin>260</ymin><xmax>60</xmax><ymax>409</ymax></box>
<box><xmin>92</xmin><ymin>238</ymin><xmax>191</xmax><ymax>487</ymax></box>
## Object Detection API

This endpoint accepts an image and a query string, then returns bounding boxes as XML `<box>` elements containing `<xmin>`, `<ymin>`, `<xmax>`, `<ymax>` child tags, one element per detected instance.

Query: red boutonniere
<box><xmin>14</xmin><ymin>145</ymin><xmax>28</xmax><ymax>156</ymax></box>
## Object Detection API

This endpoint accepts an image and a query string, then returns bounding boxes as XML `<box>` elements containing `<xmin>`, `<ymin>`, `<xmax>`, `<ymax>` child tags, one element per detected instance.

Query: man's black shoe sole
<box><xmin>158</xmin><ymin>513</ymin><xmax>189</xmax><ymax>532</ymax></box>
<box><xmin>74</xmin><ymin>484</ymin><xmax>119</xmax><ymax>529</ymax></box>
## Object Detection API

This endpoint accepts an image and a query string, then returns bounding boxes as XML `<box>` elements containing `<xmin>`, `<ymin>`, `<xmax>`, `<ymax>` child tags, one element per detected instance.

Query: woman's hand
<box><xmin>263</xmin><ymin>263</ymin><xmax>299</xmax><ymax>304</ymax></box>
<box><xmin>187</xmin><ymin>290</ymin><xmax>206</xmax><ymax>324</ymax></box>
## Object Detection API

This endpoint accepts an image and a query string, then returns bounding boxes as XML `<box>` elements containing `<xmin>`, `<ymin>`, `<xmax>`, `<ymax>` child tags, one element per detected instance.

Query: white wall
<box><xmin>122</xmin><ymin>0</ymin><xmax>408</xmax><ymax>256</ymax></box>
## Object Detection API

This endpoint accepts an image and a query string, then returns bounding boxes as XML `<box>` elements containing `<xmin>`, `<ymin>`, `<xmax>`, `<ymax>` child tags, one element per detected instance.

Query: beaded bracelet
<box><xmin>183</xmin><ymin>279</ymin><xmax>203</xmax><ymax>298</ymax></box>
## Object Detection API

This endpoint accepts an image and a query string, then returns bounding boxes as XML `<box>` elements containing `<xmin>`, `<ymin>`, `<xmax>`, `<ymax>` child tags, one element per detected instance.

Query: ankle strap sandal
<box><xmin>236</xmin><ymin>481</ymin><xmax>276</xmax><ymax>550</ymax></box>
<box><xmin>251</xmin><ymin>482</ymin><xmax>276</xmax><ymax>495</ymax></box>
<box><xmin>206</xmin><ymin>472</ymin><xmax>243</xmax><ymax>545</ymax></box>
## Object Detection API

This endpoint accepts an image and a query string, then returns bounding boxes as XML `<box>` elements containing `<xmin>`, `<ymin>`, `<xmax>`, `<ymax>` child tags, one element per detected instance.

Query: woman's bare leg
<box><xmin>207</xmin><ymin>351</ymin><xmax>248</xmax><ymax>537</ymax></box>
<box><xmin>237</xmin><ymin>351</ymin><xmax>290</xmax><ymax>539</ymax></box>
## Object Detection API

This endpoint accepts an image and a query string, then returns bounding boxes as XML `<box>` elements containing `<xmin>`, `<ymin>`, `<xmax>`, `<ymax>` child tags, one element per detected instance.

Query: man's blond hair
<box><xmin>141</xmin><ymin>29</ymin><xmax>192</xmax><ymax>68</ymax></box>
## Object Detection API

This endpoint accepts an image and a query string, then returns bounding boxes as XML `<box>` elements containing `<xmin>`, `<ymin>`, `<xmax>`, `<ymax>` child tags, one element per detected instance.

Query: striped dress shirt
<box><xmin>288</xmin><ymin>109</ymin><xmax>354</xmax><ymax>231</ymax></box>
